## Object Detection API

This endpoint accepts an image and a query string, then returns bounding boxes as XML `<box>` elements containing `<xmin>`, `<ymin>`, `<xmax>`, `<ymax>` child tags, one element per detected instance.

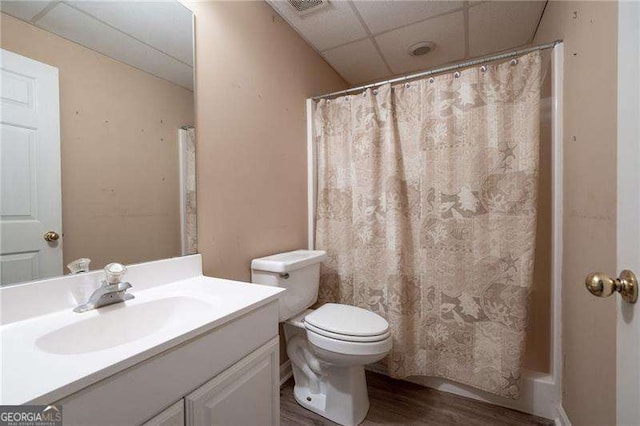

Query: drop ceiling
<box><xmin>0</xmin><ymin>1</ymin><xmax>194</xmax><ymax>90</ymax></box>
<box><xmin>267</xmin><ymin>0</ymin><xmax>547</xmax><ymax>85</ymax></box>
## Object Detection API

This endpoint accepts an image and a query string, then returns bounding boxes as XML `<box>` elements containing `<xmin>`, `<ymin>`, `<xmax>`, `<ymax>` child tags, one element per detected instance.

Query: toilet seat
<box><xmin>304</xmin><ymin>321</ymin><xmax>391</xmax><ymax>342</ymax></box>
<box><xmin>303</xmin><ymin>303</ymin><xmax>392</xmax><ymax>356</ymax></box>
<box><xmin>304</xmin><ymin>303</ymin><xmax>389</xmax><ymax>337</ymax></box>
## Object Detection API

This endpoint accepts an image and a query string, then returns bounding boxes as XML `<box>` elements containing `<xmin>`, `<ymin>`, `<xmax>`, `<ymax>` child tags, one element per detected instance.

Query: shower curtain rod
<box><xmin>312</xmin><ymin>39</ymin><xmax>562</xmax><ymax>101</ymax></box>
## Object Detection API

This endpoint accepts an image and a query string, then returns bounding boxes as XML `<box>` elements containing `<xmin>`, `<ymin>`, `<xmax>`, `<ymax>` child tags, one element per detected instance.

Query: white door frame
<box><xmin>616</xmin><ymin>2</ymin><xmax>640</xmax><ymax>424</ymax></box>
<box><xmin>305</xmin><ymin>44</ymin><xmax>565</xmax><ymax>421</ymax></box>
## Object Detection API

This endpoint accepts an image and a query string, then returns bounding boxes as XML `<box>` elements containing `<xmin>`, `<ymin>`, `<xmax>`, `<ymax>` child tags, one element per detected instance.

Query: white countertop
<box><xmin>0</xmin><ymin>264</ymin><xmax>283</xmax><ymax>405</ymax></box>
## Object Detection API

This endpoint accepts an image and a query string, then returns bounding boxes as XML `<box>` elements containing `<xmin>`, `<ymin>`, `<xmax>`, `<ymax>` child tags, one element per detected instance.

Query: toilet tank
<box><xmin>251</xmin><ymin>250</ymin><xmax>327</xmax><ymax>321</ymax></box>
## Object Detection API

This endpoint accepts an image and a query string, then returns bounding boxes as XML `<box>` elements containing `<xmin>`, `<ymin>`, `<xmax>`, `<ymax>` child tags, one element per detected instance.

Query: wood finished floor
<box><xmin>280</xmin><ymin>372</ymin><xmax>553</xmax><ymax>426</ymax></box>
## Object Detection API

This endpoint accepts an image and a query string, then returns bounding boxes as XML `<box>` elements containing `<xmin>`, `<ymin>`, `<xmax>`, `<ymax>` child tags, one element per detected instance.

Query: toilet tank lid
<box><xmin>251</xmin><ymin>250</ymin><xmax>327</xmax><ymax>273</ymax></box>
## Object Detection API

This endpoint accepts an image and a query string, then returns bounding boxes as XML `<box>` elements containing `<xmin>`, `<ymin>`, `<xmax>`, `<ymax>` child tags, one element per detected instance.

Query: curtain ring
<box><xmin>454</xmin><ymin>71</ymin><xmax>461</xmax><ymax>79</ymax></box>
<box><xmin>373</xmin><ymin>89</ymin><xmax>378</xmax><ymax>95</ymax></box>
<box><xmin>429</xmin><ymin>77</ymin><xmax>435</xmax><ymax>83</ymax></box>
<box><xmin>480</xmin><ymin>65</ymin><xmax>487</xmax><ymax>73</ymax></box>
<box><xmin>510</xmin><ymin>58</ymin><xmax>518</xmax><ymax>66</ymax></box>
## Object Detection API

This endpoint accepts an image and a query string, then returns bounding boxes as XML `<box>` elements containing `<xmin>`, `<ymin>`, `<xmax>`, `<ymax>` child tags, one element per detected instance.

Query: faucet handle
<box><xmin>67</xmin><ymin>258</ymin><xmax>91</xmax><ymax>274</ymax></box>
<box><xmin>104</xmin><ymin>263</ymin><xmax>127</xmax><ymax>284</ymax></box>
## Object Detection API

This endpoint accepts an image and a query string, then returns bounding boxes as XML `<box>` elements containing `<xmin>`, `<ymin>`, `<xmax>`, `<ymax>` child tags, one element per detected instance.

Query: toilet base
<box><xmin>292</xmin><ymin>365</ymin><xmax>370</xmax><ymax>426</ymax></box>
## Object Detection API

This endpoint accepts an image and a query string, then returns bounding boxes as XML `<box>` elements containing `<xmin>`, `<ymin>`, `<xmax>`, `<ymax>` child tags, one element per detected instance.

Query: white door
<box><xmin>185</xmin><ymin>338</ymin><xmax>279</xmax><ymax>426</ymax></box>
<box><xmin>617</xmin><ymin>2</ymin><xmax>640</xmax><ymax>425</ymax></box>
<box><xmin>0</xmin><ymin>49</ymin><xmax>62</xmax><ymax>285</ymax></box>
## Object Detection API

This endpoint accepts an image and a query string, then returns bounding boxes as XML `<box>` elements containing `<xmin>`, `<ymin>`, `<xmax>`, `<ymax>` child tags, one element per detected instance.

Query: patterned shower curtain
<box><xmin>314</xmin><ymin>51</ymin><xmax>542</xmax><ymax>398</ymax></box>
<box><xmin>180</xmin><ymin>126</ymin><xmax>197</xmax><ymax>255</ymax></box>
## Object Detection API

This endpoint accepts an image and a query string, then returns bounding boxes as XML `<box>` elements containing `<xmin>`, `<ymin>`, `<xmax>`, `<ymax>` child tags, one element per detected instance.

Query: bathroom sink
<box><xmin>1</xmin><ymin>268</ymin><xmax>284</xmax><ymax>406</ymax></box>
<box><xmin>35</xmin><ymin>296</ymin><xmax>213</xmax><ymax>355</ymax></box>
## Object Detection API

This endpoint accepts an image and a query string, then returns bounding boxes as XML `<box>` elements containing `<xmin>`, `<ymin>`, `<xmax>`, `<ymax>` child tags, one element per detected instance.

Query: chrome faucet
<box><xmin>74</xmin><ymin>263</ymin><xmax>134</xmax><ymax>313</ymax></box>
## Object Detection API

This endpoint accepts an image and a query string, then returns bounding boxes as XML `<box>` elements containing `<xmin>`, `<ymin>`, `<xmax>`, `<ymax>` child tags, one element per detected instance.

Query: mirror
<box><xmin>0</xmin><ymin>1</ymin><xmax>196</xmax><ymax>286</ymax></box>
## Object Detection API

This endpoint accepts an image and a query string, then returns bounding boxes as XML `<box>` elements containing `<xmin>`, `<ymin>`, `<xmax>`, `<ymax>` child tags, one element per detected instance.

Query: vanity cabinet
<box><xmin>55</xmin><ymin>301</ymin><xmax>280</xmax><ymax>426</ymax></box>
<box><xmin>186</xmin><ymin>339</ymin><xmax>279</xmax><ymax>425</ymax></box>
<box><xmin>142</xmin><ymin>338</ymin><xmax>279</xmax><ymax>426</ymax></box>
<box><xmin>143</xmin><ymin>400</ymin><xmax>185</xmax><ymax>426</ymax></box>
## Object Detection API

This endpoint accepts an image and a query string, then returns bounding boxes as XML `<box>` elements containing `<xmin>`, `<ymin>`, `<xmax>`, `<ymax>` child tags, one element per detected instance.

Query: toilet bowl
<box><xmin>251</xmin><ymin>251</ymin><xmax>392</xmax><ymax>426</ymax></box>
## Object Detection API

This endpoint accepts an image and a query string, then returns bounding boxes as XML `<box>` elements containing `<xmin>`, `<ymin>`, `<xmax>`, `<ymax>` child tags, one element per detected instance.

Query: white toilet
<box><xmin>251</xmin><ymin>250</ymin><xmax>392</xmax><ymax>426</ymax></box>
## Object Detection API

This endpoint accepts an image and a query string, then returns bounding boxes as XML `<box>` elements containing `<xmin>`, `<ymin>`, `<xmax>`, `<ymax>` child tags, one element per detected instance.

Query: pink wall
<box><xmin>534</xmin><ymin>1</ymin><xmax>618</xmax><ymax>424</ymax></box>
<box><xmin>189</xmin><ymin>1</ymin><xmax>347</xmax><ymax>282</ymax></box>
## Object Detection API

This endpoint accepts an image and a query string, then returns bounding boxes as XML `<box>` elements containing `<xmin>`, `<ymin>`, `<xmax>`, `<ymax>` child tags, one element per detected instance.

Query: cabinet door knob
<box><xmin>44</xmin><ymin>231</ymin><xmax>60</xmax><ymax>242</ymax></box>
<box><xmin>585</xmin><ymin>270</ymin><xmax>638</xmax><ymax>304</ymax></box>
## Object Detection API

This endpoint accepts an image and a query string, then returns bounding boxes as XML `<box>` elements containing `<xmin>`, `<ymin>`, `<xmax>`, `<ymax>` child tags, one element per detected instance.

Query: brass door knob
<box><xmin>43</xmin><ymin>231</ymin><xmax>60</xmax><ymax>242</ymax></box>
<box><xmin>585</xmin><ymin>270</ymin><xmax>638</xmax><ymax>304</ymax></box>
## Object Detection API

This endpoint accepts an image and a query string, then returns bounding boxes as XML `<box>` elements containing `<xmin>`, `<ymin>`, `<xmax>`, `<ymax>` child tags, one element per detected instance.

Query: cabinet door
<box><xmin>142</xmin><ymin>400</ymin><xmax>184</xmax><ymax>426</ymax></box>
<box><xmin>186</xmin><ymin>337</ymin><xmax>279</xmax><ymax>426</ymax></box>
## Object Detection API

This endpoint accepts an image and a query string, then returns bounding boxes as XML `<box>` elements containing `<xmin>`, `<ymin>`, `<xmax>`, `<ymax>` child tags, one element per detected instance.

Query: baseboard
<box><xmin>554</xmin><ymin>404</ymin><xmax>572</xmax><ymax>426</ymax></box>
<box><xmin>365</xmin><ymin>365</ymin><xmax>560</xmax><ymax>420</ymax></box>
<box><xmin>279</xmin><ymin>360</ymin><xmax>293</xmax><ymax>386</ymax></box>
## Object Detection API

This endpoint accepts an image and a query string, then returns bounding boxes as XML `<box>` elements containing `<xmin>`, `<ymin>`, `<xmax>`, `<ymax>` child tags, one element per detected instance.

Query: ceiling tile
<box><xmin>352</xmin><ymin>0</ymin><xmax>463</xmax><ymax>35</ymax></box>
<box><xmin>267</xmin><ymin>0</ymin><xmax>367</xmax><ymax>51</ymax></box>
<box><xmin>322</xmin><ymin>38</ymin><xmax>389</xmax><ymax>84</ymax></box>
<box><xmin>37</xmin><ymin>3</ymin><xmax>193</xmax><ymax>90</ymax></box>
<box><xmin>67</xmin><ymin>1</ymin><xmax>193</xmax><ymax>66</ymax></box>
<box><xmin>375</xmin><ymin>11</ymin><xmax>465</xmax><ymax>75</ymax></box>
<box><xmin>468</xmin><ymin>1</ymin><xmax>546</xmax><ymax>56</ymax></box>
<box><xmin>0</xmin><ymin>1</ymin><xmax>54</xmax><ymax>21</ymax></box>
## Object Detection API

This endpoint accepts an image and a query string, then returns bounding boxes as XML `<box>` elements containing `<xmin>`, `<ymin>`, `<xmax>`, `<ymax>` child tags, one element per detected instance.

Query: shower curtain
<box><xmin>179</xmin><ymin>126</ymin><xmax>197</xmax><ymax>255</ymax></box>
<box><xmin>314</xmin><ymin>51</ymin><xmax>542</xmax><ymax>398</ymax></box>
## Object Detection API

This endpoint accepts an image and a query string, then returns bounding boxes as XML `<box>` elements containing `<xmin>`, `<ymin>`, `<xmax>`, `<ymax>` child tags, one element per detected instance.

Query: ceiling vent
<box><xmin>287</xmin><ymin>0</ymin><xmax>330</xmax><ymax>16</ymax></box>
